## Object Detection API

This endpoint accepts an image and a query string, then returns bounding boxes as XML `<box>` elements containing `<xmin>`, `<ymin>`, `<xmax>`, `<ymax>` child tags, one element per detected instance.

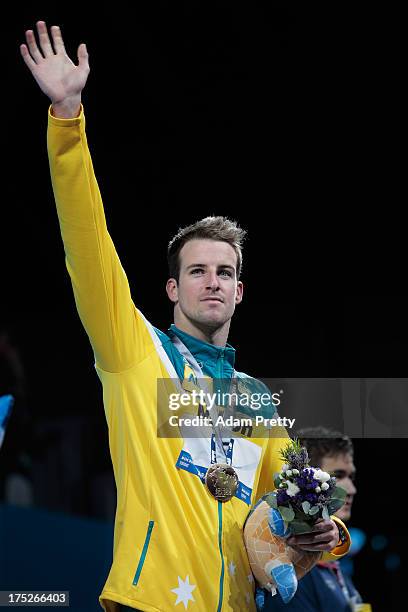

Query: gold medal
<box><xmin>205</xmin><ymin>463</ymin><xmax>239</xmax><ymax>502</ymax></box>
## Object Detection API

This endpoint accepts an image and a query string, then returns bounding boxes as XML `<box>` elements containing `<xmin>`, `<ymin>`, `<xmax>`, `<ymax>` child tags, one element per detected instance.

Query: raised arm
<box><xmin>20</xmin><ymin>22</ymin><xmax>154</xmax><ymax>373</ymax></box>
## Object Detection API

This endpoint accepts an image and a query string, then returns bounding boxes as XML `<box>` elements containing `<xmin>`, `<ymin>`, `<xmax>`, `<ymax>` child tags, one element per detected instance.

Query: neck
<box><xmin>173</xmin><ymin>312</ymin><xmax>230</xmax><ymax>347</ymax></box>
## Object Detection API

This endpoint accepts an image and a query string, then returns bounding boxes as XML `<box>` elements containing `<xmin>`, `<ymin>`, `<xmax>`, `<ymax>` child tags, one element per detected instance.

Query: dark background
<box><xmin>1</xmin><ymin>2</ymin><xmax>405</xmax><ymax>610</ymax></box>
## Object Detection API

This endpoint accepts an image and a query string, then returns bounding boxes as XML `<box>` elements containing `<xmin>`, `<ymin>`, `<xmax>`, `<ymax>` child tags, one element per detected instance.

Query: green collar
<box><xmin>167</xmin><ymin>324</ymin><xmax>236</xmax><ymax>374</ymax></box>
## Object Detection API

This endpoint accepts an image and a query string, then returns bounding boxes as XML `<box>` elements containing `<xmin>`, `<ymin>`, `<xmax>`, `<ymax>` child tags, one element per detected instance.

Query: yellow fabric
<box><xmin>47</xmin><ymin>106</ymin><xmax>350</xmax><ymax>611</ymax></box>
<box><xmin>322</xmin><ymin>516</ymin><xmax>350</xmax><ymax>559</ymax></box>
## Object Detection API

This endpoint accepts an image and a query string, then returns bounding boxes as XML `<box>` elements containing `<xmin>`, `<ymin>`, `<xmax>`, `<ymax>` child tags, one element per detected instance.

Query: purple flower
<box><xmin>277</xmin><ymin>490</ymin><xmax>289</xmax><ymax>505</ymax></box>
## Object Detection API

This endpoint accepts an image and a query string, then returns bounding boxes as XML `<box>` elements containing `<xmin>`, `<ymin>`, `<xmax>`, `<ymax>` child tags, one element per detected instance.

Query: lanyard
<box><xmin>211</xmin><ymin>434</ymin><xmax>234</xmax><ymax>465</ymax></box>
<box><xmin>171</xmin><ymin>335</ymin><xmax>236</xmax><ymax>465</ymax></box>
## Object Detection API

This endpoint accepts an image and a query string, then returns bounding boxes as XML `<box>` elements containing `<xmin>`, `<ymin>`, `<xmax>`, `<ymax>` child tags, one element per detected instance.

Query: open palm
<box><xmin>20</xmin><ymin>21</ymin><xmax>89</xmax><ymax>105</ymax></box>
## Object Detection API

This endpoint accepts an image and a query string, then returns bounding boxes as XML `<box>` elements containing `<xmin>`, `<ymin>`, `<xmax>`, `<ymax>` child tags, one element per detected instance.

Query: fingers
<box><xmin>24</xmin><ymin>29</ymin><xmax>43</xmax><ymax>64</ymax></box>
<box><xmin>50</xmin><ymin>25</ymin><xmax>66</xmax><ymax>54</ymax></box>
<box><xmin>288</xmin><ymin>532</ymin><xmax>337</xmax><ymax>552</ymax></box>
<box><xmin>288</xmin><ymin>533</ymin><xmax>333</xmax><ymax>547</ymax></box>
<box><xmin>310</xmin><ymin>519</ymin><xmax>338</xmax><ymax>538</ymax></box>
<box><xmin>293</xmin><ymin>542</ymin><xmax>335</xmax><ymax>552</ymax></box>
<box><xmin>311</xmin><ymin>521</ymin><xmax>333</xmax><ymax>533</ymax></box>
<box><xmin>23</xmin><ymin>21</ymin><xmax>64</xmax><ymax>65</ymax></box>
<box><xmin>36</xmin><ymin>21</ymin><xmax>54</xmax><ymax>57</ymax></box>
<box><xmin>19</xmin><ymin>44</ymin><xmax>36</xmax><ymax>69</ymax></box>
<box><xmin>288</xmin><ymin>523</ymin><xmax>336</xmax><ymax>547</ymax></box>
<box><xmin>77</xmin><ymin>43</ymin><xmax>89</xmax><ymax>71</ymax></box>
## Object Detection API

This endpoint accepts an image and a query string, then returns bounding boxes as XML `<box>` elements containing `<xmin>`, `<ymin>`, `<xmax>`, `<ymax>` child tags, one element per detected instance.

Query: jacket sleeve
<box><xmin>321</xmin><ymin>515</ymin><xmax>351</xmax><ymax>560</ymax></box>
<box><xmin>47</xmin><ymin>106</ymin><xmax>154</xmax><ymax>372</ymax></box>
<box><xmin>254</xmin><ymin>431</ymin><xmax>289</xmax><ymax>501</ymax></box>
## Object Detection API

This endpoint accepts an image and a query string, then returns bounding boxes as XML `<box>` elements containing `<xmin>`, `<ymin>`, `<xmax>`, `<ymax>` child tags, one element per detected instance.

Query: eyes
<box><xmin>332</xmin><ymin>470</ymin><xmax>356</xmax><ymax>482</ymax></box>
<box><xmin>190</xmin><ymin>268</ymin><xmax>233</xmax><ymax>278</ymax></box>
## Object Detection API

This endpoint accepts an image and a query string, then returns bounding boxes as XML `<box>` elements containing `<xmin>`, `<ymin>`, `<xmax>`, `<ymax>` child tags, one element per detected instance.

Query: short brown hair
<box><xmin>296</xmin><ymin>427</ymin><xmax>354</xmax><ymax>468</ymax></box>
<box><xmin>167</xmin><ymin>216</ymin><xmax>246</xmax><ymax>281</ymax></box>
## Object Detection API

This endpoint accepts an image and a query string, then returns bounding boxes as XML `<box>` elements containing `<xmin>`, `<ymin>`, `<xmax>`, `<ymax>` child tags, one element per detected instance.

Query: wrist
<box><xmin>51</xmin><ymin>95</ymin><xmax>81</xmax><ymax>119</ymax></box>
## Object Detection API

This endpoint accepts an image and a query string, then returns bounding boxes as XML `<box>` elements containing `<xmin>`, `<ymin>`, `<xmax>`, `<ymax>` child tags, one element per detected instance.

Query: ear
<box><xmin>235</xmin><ymin>280</ymin><xmax>244</xmax><ymax>305</ymax></box>
<box><xmin>166</xmin><ymin>278</ymin><xmax>179</xmax><ymax>303</ymax></box>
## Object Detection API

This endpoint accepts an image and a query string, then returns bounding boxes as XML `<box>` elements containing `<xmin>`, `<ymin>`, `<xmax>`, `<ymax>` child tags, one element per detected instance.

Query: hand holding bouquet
<box><xmin>244</xmin><ymin>439</ymin><xmax>347</xmax><ymax>603</ymax></box>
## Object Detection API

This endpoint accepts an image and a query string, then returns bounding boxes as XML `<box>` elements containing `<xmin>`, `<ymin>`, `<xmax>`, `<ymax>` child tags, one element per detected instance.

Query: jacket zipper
<box><xmin>216</xmin><ymin>350</ymin><xmax>226</xmax><ymax>610</ymax></box>
<box><xmin>217</xmin><ymin>502</ymin><xmax>225</xmax><ymax>611</ymax></box>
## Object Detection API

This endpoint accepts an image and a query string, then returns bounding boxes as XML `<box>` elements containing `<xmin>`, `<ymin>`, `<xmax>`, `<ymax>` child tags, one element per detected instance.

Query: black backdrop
<box><xmin>2</xmin><ymin>3</ymin><xmax>406</xmax><ymax>610</ymax></box>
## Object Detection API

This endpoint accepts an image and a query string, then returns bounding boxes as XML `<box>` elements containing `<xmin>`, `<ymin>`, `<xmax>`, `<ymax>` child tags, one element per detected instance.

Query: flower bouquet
<box><xmin>244</xmin><ymin>438</ymin><xmax>347</xmax><ymax>603</ymax></box>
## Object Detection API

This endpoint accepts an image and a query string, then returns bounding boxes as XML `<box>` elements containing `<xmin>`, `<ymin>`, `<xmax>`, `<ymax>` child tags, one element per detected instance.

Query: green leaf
<box><xmin>309</xmin><ymin>505</ymin><xmax>320</xmax><ymax>515</ymax></box>
<box><xmin>278</xmin><ymin>438</ymin><xmax>303</xmax><ymax>463</ymax></box>
<box><xmin>293</xmin><ymin>507</ymin><xmax>306</xmax><ymax>519</ymax></box>
<box><xmin>289</xmin><ymin>520</ymin><xmax>313</xmax><ymax>535</ymax></box>
<box><xmin>264</xmin><ymin>492</ymin><xmax>278</xmax><ymax>509</ymax></box>
<box><xmin>274</xmin><ymin>476</ymin><xmax>282</xmax><ymax>489</ymax></box>
<box><xmin>332</xmin><ymin>485</ymin><xmax>347</xmax><ymax>501</ymax></box>
<box><xmin>301</xmin><ymin>501</ymin><xmax>311</xmax><ymax>514</ymax></box>
<box><xmin>278</xmin><ymin>504</ymin><xmax>295</xmax><ymax>522</ymax></box>
<box><xmin>322</xmin><ymin>505</ymin><xmax>330</xmax><ymax>520</ymax></box>
<box><xmin>326</xmin><ymin>486</ymin><xmax>347</xmax><ymax>514</ymax></box>
<box><xmin>327</xmin><ymin>499</ymin><xmax>344</xmax><ymax>514</ymax></box>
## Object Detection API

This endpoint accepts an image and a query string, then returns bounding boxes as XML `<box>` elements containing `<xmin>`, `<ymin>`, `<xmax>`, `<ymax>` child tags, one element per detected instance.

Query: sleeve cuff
<box><xmin>48</xmin><ymin>104</ymin><xmax>84</xmax><ymax>127</ymax></box>
<box><xmin>322</xmin><ymin>515</ymin><xmax>351</xmax><ymax>560</ymax></box>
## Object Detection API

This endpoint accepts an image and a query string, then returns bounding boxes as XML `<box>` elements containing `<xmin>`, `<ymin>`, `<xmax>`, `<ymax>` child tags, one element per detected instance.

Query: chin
<box><xmin>201</xmin><ymin>318</ymin><xmax>227</xmax><ymax>331</ymax></box>
<box><xmin>196</xmin><ymin>312</ymin><xmax>229</xmax><ymax>328</ymax></box>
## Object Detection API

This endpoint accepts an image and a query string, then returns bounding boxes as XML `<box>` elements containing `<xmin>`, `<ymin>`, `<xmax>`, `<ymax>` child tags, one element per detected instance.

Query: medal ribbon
<box><xmin>171</xmin><ymin>335</ymin><xmax>254</xmax><ymax>504</ymax></box>
<box><xmin>171</xmin><ymin>335</ymin><xmax>235</xmax><ymax>464</ymax></box>
<box><xmin>211</xmin><ymin>434</ymin><xmax>234</xmax><ymax>465</ymax></box>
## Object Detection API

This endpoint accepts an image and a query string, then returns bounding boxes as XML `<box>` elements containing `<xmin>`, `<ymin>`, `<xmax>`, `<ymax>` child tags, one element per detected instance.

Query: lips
<box><xmin>201</xmin><ymin>297</ymin><xmax>223</xmax><ymax>303</ymax></box>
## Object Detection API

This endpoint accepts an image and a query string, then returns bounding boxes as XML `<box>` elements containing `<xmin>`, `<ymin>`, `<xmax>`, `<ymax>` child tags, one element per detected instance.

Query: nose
<box><xmin>345</xmin><ymin>477</ymin><xmax>357</xmax><ymax>496</ymax></box>
<box><xmin>206</xmin><ymin>271</ymin><xmax>220</xmax><ymax>291</ymax></box>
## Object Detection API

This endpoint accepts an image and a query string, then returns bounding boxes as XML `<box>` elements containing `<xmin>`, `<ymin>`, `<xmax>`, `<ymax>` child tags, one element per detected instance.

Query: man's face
<box><xmin>167</xmin><ymin>239</ymin><xmax>243</xmax><ymax>331</ymax></box>
<box><xmin>321</xmin><ymin>452</ymin><xmax>357</xmax><ymax>522</ymax></box>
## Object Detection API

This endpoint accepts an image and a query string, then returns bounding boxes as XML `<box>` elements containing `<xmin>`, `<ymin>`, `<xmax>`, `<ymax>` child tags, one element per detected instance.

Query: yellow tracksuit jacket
<box><xmin>47</xmin><ymin>107</ymin><xmax>350</xmax><ymax>612</ymax></box>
